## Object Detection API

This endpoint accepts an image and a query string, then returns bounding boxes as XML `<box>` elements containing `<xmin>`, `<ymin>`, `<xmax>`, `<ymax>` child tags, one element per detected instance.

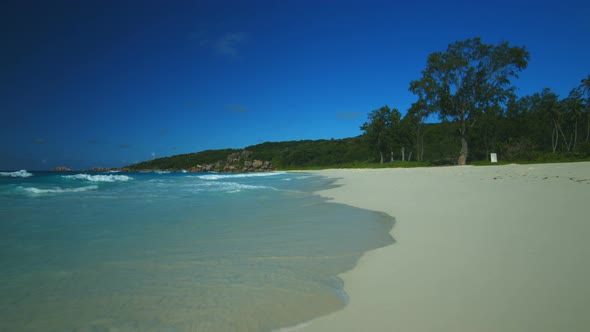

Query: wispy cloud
<box><xmin>224</xmin><ymin>104</ymin><xmax>249</xmax><ymax>113</ymax></box>
<box><xmin>336</xmin><ymin>112</ymin><xmax>363</xmax><ymax>119</ymax></box>
<box><xmin>151</xmin><ymin>152</ymin><xmax>156</xmax><ymax>159</ymax></box>
<box><xmin>88</xmin><ymin>139</ymin><xmax>109</xmax><ymax>145</ymax></box>
<box><xmin>213</xmin><ymin>32</ymin><xmax>247</xmax><ymax>59</ymax></box>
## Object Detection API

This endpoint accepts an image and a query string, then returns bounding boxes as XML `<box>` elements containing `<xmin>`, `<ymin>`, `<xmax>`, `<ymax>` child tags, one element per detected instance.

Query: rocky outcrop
<box><xmin>227</xmin><ymin>150</ymin><xmax>252</xmax><ymax>163</ymax></box>
<box><xmin>53</xmin><ymin>166</ymin><xmax>72</xmax><ymax>172</ymax></box>
<box><xmin>85</xmin><ymin>167</ymin><xmax>120</xmax><ymax>172</ymax></box>
<box><xmin>186</xmin><ymin>150</ymin><xmax>274</xmax><ymax>173</ymax></box>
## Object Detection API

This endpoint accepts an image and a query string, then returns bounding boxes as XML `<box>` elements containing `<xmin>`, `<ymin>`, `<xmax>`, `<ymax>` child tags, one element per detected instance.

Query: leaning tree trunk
<box><xmin>458</xmin><ymin>136</ymin><xmax>468</xmax><ymax>165</ymax></box>
<box><xmin>458</xmin><ymin>122</ymin><xmax>468</xmax><ymax>165</ymax></box>
<box><xmin>552</xmin><ymin>124</ymin><xmax>559</xmax><ymax>154</ymax></box>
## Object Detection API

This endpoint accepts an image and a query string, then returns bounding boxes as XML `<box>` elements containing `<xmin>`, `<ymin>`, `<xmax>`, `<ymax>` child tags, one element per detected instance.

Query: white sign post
<box><xmin>490</xmin><ymin>153</ymin><xmax>498</xmax><ymax>163</ymax></box>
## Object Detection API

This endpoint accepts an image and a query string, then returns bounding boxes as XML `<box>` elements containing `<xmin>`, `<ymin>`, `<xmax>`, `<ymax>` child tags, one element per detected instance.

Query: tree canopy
<box><xmin>409</xmin><ymin>37</ymin><xmax>529</xmax><ymax>164</ymax></box>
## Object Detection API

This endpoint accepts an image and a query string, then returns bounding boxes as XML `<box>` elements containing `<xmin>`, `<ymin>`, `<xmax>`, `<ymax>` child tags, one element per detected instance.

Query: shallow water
<box><xmin>0</xmin><ymin>171</ymin><xmax>394</xmax><ymax>331</ymax></box>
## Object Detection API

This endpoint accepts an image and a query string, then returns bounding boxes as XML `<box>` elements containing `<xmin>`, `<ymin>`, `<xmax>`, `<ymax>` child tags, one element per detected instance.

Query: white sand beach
<box><xmin>299</xmin><ymin>162</ymin><xmax>590</xmax><ymax>332</ymax></box>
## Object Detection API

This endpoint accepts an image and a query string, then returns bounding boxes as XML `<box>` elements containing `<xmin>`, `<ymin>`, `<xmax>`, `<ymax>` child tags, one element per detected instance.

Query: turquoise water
<box><xmin>0</xmin><ymin>170</ymin><xmax>394</xmax><ymax>331</ymax></box>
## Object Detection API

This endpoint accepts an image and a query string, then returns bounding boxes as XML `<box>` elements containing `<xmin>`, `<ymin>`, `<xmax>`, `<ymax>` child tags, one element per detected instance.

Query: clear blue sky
<box><xmin>1</xmin><ymin>0</ymin><xmax>589</xmax><ymax>170</ymax></box>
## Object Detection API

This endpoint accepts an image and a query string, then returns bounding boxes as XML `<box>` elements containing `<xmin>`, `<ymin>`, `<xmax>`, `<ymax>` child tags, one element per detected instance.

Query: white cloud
<box><xmin>224</xmin><ymin>104</ymin><xmax>248</xmax><ymax>113</ymax></box>
<box><xmin>213</xmin><ymin>32</ymin><xmax>247</xmax><ymax>58</ymax></box>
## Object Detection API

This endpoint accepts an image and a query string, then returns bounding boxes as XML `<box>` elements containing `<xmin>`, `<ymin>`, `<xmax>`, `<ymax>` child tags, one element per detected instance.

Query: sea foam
<box><xmin>197</xmin><ymin>172</ymin><xmax>286</xmax><ymax>180</ymax></box>
<box><xmin>0</xmin><ymin>170</ymin><xmax>33</xmax><ymax>178</ymax></box>
<box><xmin>62</xmin><ymin>174</ymin><xmax>133</xmax><ymax>182</ymax></box>
<box><xmin>20</xmin><ymin>185</ymin><xmax>99</xmax><ymax>194</ymax></box>
<box><xmin>196</xmin><ymin>181</ymin><xmax>273</xmax><ymax>193</ymax></box>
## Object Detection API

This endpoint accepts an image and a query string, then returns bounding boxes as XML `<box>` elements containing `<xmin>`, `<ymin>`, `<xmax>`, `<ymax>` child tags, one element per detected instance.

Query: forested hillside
<box><xmin>126</xmin><ymin>37</ymin><xmax>589</xmax><ymax>171</ymax></box>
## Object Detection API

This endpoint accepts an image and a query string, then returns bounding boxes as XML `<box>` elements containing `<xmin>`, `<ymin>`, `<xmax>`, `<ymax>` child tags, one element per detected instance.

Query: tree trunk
<box><xmin>458</xmin><ymin>114</ymin><xmax>468</xmax><ymax>165</ymax></box>
<box><xmin>552</xmin><ymin>124</ymin><xmax>558</xmax><ymax>154</ymax></box>
<box><xmin>390</xmin><ymin>149</ymin><xmax>394</xmax><ymax>162</ymax></box>
<box><xmin>419</xmin><ymin>135</ymin><xmax>424</xmax><ymax>162</ymax></box>
<box><xmin>379</xmin><ymin>150</ymin><xmax>384</xmax><ymax>164</ymax></box>
<box><xmin>408</xmin><ymin>151</ymin><xmax>413</xmax><ymax>162</ymax></box>
<box><xmin>401</xmin><ymin>147</ymin><xmax>405</xmax><ymax>162</ymax></box>
<box><xmin>573</xmin><ymin>120</ymin><xmax>578</xmax><ymax>151</ymax></box>
<box><xmin>557</xmin><ymin>122</ymin><xmax>570</xmax><ymax>152</ymax></box>
<box><xmin>458</xmin><ymin>136</ymin><xmax>468</xmax><ymax>165</ymax></box>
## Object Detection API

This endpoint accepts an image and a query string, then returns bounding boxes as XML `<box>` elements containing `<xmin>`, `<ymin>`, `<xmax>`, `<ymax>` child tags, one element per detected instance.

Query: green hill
<box><xmin>123</xmin><ymin>122</ymin><xmax>466</xmax><ymax>171</ymax></box>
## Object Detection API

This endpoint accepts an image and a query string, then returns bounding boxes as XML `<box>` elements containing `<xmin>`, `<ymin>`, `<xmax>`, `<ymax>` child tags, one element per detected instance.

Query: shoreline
<box><xmin>298</xmin><ymin>162</ymin><xmax>590</xmax><ymax>332</ymax></box>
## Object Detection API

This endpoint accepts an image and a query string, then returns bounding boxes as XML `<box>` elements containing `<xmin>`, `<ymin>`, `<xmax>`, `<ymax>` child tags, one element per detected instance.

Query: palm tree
<box><xmin>580</xmin><ymin>75</ymin><xmax>590</xmax><ymax>96</ymax></box>
<box><xmin>579</xmin><ymin>75</ymin><xmax>590</xmax><ymax>141</ymax></box>
<box><xmin>565</xmin><ymin>89</ymin><xmax>584</xmax><ymax>150</ymax></box>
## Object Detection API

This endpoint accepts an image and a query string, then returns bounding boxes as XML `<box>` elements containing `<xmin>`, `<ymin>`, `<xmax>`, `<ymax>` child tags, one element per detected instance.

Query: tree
<box><xmin>361</xmin><ymin>106</ymin><xmax>391</xmax><ymax>163</ymax></box>
<box><xmin>532</xmin><ymin>88</ymin><xmax>566</xmax><ymax>153</ymax></box>
<box><xmin>387</xmin><ymin>108</ymin><xmax>403</xmax><ymax>162</ymax></box>
<box><xmin>402</xmin><ymin>101</ymin><xmax>429</xmax><ymax>161</ymax></box>
<box><xmin>361</xmin><ymin>106</ymin><xmax>402</xmax><ymax>163</ymax></box>
<box><xmin>578</xmin><ymin>74</ymin><xmax>590</xmax><ymax>141</ymax></box>
<box><xmin>580</xmin><ymin>75</ymin><xmax>590</xmax><ymax>96</ymax></box>
<box><xmin>563</xmin><ymin>89</ymin><xmax>585</xmax><ymax>150</ymax></box>
<box><xmin>409</xmin><ymin>37</ymin><xmax>529</xmax><ymax>165</ymax></box>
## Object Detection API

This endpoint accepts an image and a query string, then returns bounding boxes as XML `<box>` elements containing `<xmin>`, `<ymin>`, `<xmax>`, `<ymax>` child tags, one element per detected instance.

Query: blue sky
<box><xmin>1</xmin><ymin>0</ymin><xmax>589</xmax><ymax>170</ymax></box>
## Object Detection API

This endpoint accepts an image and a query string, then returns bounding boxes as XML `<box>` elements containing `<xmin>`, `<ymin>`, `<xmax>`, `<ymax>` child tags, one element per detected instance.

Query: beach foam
<box><xmin>197</xmin><ymin>172</ymin><xmax>286</xmax><ymax>180</ymax></box>
<box><xmin>1</xmin><ymin>170</ymin><xmax>33</xmax><ymax>178</ymax></box>
<box><xmin>62</xmin><ymin>174</ymin><xmax>132</xmax><ymax>182</ymax></box>
<box><xmin>196</xmin><ymin>181</ymin><xmax>273</xmax><ymax>193</ymax></box>
<box><xmin>20</xmin><ymin>185</ymin><xmax>99</xmax><ymax>194</ymax></box>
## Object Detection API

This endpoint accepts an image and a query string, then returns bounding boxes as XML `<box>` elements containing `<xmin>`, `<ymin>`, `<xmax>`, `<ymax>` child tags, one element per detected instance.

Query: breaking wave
<box><xmin>62</xmin><ymin>174</ymin><xmax>133</xmax><ymax>182</ymax></box>
<box><xmin>196</xmin><ymin>181</ymin><xmax>274</xmax><ymax>193</ymax></box>
<box><xmin>197</xmin><ymin>172</ymin><xmax>286</xmax><ymax>180</ymax></box>
<box><xmin>19</xmin><ymin>185</ymin><xmax>99</xmax><ymax>194</ymax></box>
<box><xmin>1</xmin><ymin>170</ymin><xmax>33</xmax><ymax>178</ymax></box>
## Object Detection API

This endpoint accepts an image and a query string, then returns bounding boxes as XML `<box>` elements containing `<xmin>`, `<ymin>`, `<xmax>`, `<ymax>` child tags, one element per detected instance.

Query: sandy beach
<box><xmin>299</xmin><ymin>162</ymin><xmax>590</xmax><ymax>332</ymax></box>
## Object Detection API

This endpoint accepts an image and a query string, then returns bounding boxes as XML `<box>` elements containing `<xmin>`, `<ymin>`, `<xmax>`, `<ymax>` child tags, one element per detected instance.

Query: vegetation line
<box><xmin>127</xmin><ymin>37</ymin><xmax>590</xmax><ymax>171</ymax></box>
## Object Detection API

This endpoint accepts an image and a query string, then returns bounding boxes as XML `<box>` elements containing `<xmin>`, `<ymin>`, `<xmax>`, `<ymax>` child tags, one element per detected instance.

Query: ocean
<box><xmin>0</xmin><ymin>170</ymin><xmax>394</xmax><ymax>332</ymax></box>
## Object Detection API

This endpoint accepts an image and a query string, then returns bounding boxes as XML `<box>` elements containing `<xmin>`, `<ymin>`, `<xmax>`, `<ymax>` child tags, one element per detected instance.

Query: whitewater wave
<box><xmin>1</xmin><ymin>170</ymin><xmax>33</xmax><ymax>178</ymax></box>
<box><xmin>197</xmin><ymin>172</ymin><xmax>286</xmax><ymax>180</ymax></box>
<box><xmin>196</xmin><ymin>181</ymin><xmax>275</xmax><ymax>193</ymax></box>
<box><xmin>62</xmin><ymin>174</ymin><xmax>133</xmax><ymax>182</ymax></box>
<box><xmin>19</xmin><ymin>185</ymin><xmax>99</xmax><ymax>194</ymax></box>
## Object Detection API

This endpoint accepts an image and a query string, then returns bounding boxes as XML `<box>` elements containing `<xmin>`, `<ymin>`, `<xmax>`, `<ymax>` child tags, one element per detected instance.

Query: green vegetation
<box><xmin>126</xmin><ymin>149</ymin><xmax>239</xmax><ymax>170</ymax></box>
<box><xmin>409</xmin><ymin>37</ymin><xmax>529</xmax><ymax>165</ymax></box>
<box><xmin>126</xmin><ymin>38</ymin><xmax>590</xmax><ymax>171</ymax></box>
